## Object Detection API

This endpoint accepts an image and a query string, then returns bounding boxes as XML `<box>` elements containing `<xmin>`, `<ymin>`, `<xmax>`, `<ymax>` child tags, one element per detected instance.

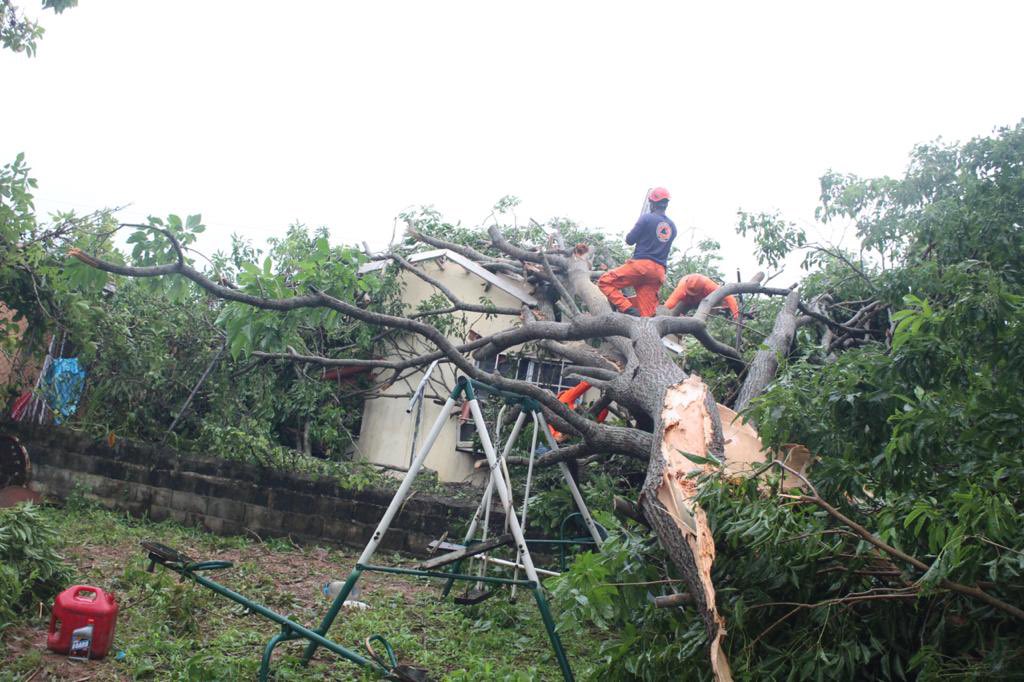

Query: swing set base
<box><xmin>140</xmin><ymin>540</ymin><xmax>573</xmax><ymax>681</ymax></box>
<box><xmin>140</xmin><ymin>542</ymin><xmax>421</xmax><ymax>681</ymax></box>
<box><xmin>138</xmin><ymin>379</ymin><xmax>584</xmax><ymax>682</ymax></box>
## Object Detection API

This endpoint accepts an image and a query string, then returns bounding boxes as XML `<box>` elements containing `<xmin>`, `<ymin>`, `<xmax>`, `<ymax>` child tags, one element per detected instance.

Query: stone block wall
<box><xmin>2</xmin><ymin>421</ymin><xmax>489</xmax><ymax>557</ymax></box>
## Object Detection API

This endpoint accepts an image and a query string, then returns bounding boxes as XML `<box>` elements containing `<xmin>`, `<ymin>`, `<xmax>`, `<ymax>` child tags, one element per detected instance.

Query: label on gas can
<box><xmin>69</xmin><ymin>624</ymin><xmax>93</xmax><ymax>660</ymax></box>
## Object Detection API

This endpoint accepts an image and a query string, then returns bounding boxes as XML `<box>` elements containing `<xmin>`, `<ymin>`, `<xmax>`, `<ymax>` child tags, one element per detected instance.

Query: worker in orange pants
<box><xmin>598</xmin><ymin>187</ymin><xmax>677</xmax><ymax>317</ymax></box>
<box><xmin>549</xmin><ymin>381</ymin><xmax>609</xmax><ymax>442</ymax></box>
<box><xmin>664</xmin><ymin>273</ymin><xmax>740</xmax><ymax>319</ymax></box>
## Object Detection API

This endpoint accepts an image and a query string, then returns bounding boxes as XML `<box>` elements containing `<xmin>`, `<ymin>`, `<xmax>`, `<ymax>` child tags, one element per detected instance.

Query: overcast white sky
<box><xmin>3</xmin><ymin>1</ymin><xmax>1022</xmax><ymax>280</ymax></box>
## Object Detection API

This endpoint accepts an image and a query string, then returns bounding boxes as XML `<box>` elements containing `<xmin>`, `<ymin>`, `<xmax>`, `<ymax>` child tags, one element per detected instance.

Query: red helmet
<box><xmin>648</xmin><ymin>187</ymin><xmax>671</xmax><ymax>202</ymax></box>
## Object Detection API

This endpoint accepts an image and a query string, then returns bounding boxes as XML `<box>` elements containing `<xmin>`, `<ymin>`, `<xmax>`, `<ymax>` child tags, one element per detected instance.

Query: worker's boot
<box><xmin>624</xmin><ymin>307</ymin><xmax>641</xmax><ymax>317</ymax></box>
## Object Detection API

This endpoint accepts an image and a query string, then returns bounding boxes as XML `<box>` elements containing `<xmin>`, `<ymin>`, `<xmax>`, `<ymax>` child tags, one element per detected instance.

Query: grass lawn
<box><xmin>1</xmin><ymin>500</ymin><xmax>602</xmax><ymax>681</ymax></box>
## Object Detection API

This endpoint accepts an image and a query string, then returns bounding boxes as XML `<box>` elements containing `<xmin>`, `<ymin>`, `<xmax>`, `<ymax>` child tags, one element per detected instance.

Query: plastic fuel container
<box><xmin>47</xmin><ymin>585</ymin><xmax>118</xmax><ymax>659</ymax></box>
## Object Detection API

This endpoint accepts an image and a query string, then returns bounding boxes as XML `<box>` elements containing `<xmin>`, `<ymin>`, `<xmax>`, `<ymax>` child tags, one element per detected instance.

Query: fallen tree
<box><xmin>65</xmin><ymin>120</ymin><xmax>1024</xmax><ymax>679</ymax></box>
<box><xmin>67</xmin><ymin>211</ymin><xmax>883</xmax><ymax>679</ymax></box>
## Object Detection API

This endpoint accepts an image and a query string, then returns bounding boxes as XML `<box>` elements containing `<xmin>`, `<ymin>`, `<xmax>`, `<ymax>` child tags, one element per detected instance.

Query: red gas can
<box><xmin>47</xmin><ymin>585</ymin><xmax>118</xmax><ymax>659</ymax></box>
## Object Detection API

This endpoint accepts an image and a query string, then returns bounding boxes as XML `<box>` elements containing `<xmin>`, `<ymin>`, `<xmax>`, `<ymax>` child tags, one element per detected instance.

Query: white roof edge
<box><xmin>358</xmin><ymin>248</ymin><xmax>537</xmax><ymax>306</ymax></box>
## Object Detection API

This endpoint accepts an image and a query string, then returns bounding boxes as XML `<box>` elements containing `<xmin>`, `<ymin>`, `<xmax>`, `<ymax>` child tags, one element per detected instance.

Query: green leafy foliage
<box><xmin>736</xmin><ymin>210</ymin><xmax>807</xmax><ymax>270</ymax></box>
<box><xmin>4</xmin><ymin>115</ymin><xmax>1024</xmax><ymax>680</ymax></box>
<box><xmin>552</xmin><ymin>121</ymin><xmax>1024</xmax><ymax>680</ymax></box>
<box><xmin>0</xmin><ymin>0</ymin><xmax>76</xmax><ymax>57</ymax></box>
<box><xmin>1</xmin><ymin>178</ymin><xmax>403</xmax><ymax>468</ymax></box>
<box><xmin>0</xmin><ymin>503</ymin><xmax>72</xmax><ymax>633</ymax></box>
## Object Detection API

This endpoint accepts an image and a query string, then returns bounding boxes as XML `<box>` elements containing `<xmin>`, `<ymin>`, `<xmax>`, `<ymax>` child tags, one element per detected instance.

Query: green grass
<box><xmin>0</xmin><ymin>500</ymin><xmax>603</xmax><ymax>681</ymax></box>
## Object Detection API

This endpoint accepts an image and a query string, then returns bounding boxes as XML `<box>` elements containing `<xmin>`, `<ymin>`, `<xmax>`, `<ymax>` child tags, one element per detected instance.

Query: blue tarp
<box><xmin>43</xmin><ymin>357</ymin><xmax>86</xmax><ymax>424</ymax></box>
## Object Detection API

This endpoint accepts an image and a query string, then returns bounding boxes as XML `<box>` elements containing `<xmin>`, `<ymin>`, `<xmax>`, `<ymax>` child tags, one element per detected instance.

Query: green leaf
<box><xmin>677</xmin><ymin>450</ymin><xmax>722</xmax><ymax>467</ymax></box>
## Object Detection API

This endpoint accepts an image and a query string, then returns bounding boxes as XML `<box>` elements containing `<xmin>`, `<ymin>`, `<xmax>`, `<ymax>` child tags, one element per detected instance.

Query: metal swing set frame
<box><xmin>142</xmin><ymin>376</ymin><xmax>604</xmax><ymax>681</ymax></box>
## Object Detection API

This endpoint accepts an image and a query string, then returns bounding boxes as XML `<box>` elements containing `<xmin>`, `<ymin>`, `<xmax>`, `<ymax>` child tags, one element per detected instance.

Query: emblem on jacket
<box><xmin>656</xmin><ymin>222</ymin><xmax>672</xmax><ymax>242</ymax></box>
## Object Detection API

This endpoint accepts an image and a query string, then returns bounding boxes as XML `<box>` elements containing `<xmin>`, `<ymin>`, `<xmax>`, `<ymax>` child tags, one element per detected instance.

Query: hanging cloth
<box><xmin>42</xmin><ymin>358</ymin><xmax>87</xmax><ymax>424</ymax></box>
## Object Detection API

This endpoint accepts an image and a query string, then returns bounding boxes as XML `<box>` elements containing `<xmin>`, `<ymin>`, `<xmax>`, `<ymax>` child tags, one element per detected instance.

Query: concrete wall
<box><xmin>5</xmin><ymin>421</ymin><xmax>493</xmax><ymax>558</ymax></box>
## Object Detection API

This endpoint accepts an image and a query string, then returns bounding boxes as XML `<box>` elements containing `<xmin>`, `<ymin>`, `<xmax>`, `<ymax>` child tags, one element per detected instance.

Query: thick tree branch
<box><xmin>538</xmin><ymin>338</ymin><xmax>620</xmax><ymax>372</ymax></box>
<box><xmin>524</xmin><ymin>307</ymin><xmax>621</xmax><ymax>372</ymax></box>
<box><xmin>471</xmin><ymin>313</ymin><xmax>635</xmax><ymax>362</ymax></box>
<box><xmin>565</xmin><ymin>365</ymin><xmax>618</xmax><ymax>382</ymax></box>
<box><xmin>692</xmin><ymin>281</ymin><xmax>793</xmax><ymax>323</ymax></box>
<box><xmin>655</xmin><ymin>316</ymin><xmax>743</xmax><ymax>363</ymax></box>
<box><xmin>507</xmin><ymin>424</ymin><xmax>651</xmax><ymax>466</ymax></box>
<box><xmin>487</xmin><ymin>224</ymin><xmax>568</xmax><ymax>269</ymax></box>
<box><xmin>733</xmin><ymin>289</ymin><xmax>802</xmax><ymax>415</ymax></box>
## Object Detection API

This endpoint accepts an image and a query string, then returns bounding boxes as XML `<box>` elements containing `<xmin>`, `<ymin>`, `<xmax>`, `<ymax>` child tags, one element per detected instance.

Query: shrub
<box><xmin>0</xmin><ymin>503</ymin><xmax>72</xmax><ymax>633</ymax></box>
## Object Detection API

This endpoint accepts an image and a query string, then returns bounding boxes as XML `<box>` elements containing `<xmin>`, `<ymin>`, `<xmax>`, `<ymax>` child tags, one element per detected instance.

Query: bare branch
<box><xmin>564</xmin><ymin>365</ymin><xmax>618</xmax><ymax>382</ymax></box>
<box><xmin>251</xmin><ymin>350</ymin><xmax>408</xmax><ymax>369</ymax></box>
<box><xmin>471</xmin><ymin>313</ymin><xmax>635</xmax><ymax>362</ymax></box>
<box><xmin>734</xmin><ymin>289</ymin><xmax>802</xmax><ymax>414</ymax></box>
<box><xmin>487</xmin><ymin>223</ymin><xmax>568</xmax><ymax>269</ymax></box>
<box><xmin>541</xmin><ymin>251</ymin><xmax>580</xmax><ymax>317</ymax></box>
<box><xmin>523</xmin><ymin>307</ymin><xmax>621</xmax><ymax>372</ymax></box>
<box><xmin>406</xmin><ymin>227</ymin><xmax>521</xmax><ymax>273</ymax></box>
<box><xmin>767</xmin><ymin>461</ymin><xmax>1024</xmax><ymax>622</ymax></box>
<box><xmin>655</xmin><ymin>316</ymin><xmax>743</xmax><ymax>363</ymax></box>
<box><xmin>389</xmin><ymin>252</ymin><xmax>526</xmax><ymax>315</ymax></box>
<box><xmin>796</xmin><ymin>299</ymin><xmax>883</xmax><ymax>336</ymax></box>
<box><xmin>70</xmin><ymin>242</ymin><xmax>602</xmax><ymax>437</ymax></box>
<box><xmin>538</xmin><ymin>338</ymin><xmax>621</xmax><ymax>372</ymax></box>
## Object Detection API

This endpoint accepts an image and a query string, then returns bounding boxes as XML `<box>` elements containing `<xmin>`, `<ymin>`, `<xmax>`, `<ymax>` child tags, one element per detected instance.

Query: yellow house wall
<box><xmin>355</xmin><ymin>259</ymin><xmax>595</xmax><ymax>484</ymax></box>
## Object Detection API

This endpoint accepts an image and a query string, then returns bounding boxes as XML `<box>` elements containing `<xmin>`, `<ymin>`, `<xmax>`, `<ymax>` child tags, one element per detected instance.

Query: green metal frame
<box><xmin>140</xmin><ymin>556</ymin><xmax>386</xmax><ymax>682</ymax></box>
<box><xmin>302</xmin><ymin>378</ymin><xmax>575</xmax><ymax>680</ymax></box>
<box><xmin>143</xmin><ymin>377</ymin><xmax>580</xmax><ymax>681</ymax></box>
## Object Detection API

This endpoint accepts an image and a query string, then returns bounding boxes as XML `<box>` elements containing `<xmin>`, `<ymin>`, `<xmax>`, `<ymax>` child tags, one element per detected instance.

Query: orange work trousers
<box><xmin>548</xmin><ymin>381</ymin><xmax>610</xmax><ymax>442</ymax></box>
<box><xmin>597</xmin><ymin>259</ymin><xmax>666</xmax><ymax>317</ymax></box>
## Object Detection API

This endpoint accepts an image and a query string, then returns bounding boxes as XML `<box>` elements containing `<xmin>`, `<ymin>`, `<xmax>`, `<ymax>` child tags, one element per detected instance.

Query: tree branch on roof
<box><xmin>389</xmin><ymin>251</ymin><xmax>527</xmax><ymax>316</ymax></box>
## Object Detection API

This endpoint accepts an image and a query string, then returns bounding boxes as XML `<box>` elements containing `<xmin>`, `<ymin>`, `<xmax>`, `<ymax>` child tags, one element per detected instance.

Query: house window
<box><xmin>456</xmin><ymin>354</ymin><xmax>581</xmax><ymax>449</ymax></box>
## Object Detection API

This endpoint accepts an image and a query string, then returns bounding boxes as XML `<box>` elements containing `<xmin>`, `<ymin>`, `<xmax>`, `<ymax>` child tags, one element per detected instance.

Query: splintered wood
<box><xmin>646</xmin><ymin>379</ymin><xmax>817</xmax><ymax>682</ymax></box>
<box><xmin>653</xmin><ymin>376</ymin><xmax>733</xmax><ymax>682</ymax></box>
<box><xmin>717</xmin><ymin>403</ymin><xmax>814</xmax><ymax>489</ymax></box>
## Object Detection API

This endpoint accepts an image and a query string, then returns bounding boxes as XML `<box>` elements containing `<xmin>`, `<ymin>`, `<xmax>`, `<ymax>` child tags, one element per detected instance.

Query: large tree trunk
<box><xmin>640</xmin><ymin>375</ymin><xmax>734</xmax><ymax>681</ymax></box>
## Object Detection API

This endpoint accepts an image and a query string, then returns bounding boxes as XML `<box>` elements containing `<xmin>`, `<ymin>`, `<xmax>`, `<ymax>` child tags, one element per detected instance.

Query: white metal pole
<box><xmin>537</xmin><ymin>412</ymin><xmax>605</xmax><ymax>547</ymax></box>
<box><xmin>356</xmin><ymin>396</ymin><xmax>456</xmax><ymax>565</ymax></box>
<box><xmin>468</xmin><ymin>398</ymin><xmax>542</xmax><ymax>584</ymax></box>
<box><xmin>511</xmin><ymin>411</ymin><xmax>542</xmax><ymax>598</ymax></box>
<box><xmin>406</xmin><ymin>360</ymin><xmax>439</xmax><ymax>413</ymax></box>
<box><xmin>473</xmin><ymin>409</ymin><xmax>527</xmax><ymax>584</ymax></box>
<box><xmin>520</xmin><ymin>412</ymin><xmax>540</xmax><ymax>532</ymax></box>
<box><xmin>461</xmin><ymin>409</ymin><xmax>528</xmax><ymax>547</ymax></box>
<box><xmin>407</xmin><ymin>360</ymin><xmax>439</xmax><ymax>467</ymax></box>
<box><xmin>480</xmin><ymin>554</ymin><xmax>559</xmax><ymax>577</ymax></box>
